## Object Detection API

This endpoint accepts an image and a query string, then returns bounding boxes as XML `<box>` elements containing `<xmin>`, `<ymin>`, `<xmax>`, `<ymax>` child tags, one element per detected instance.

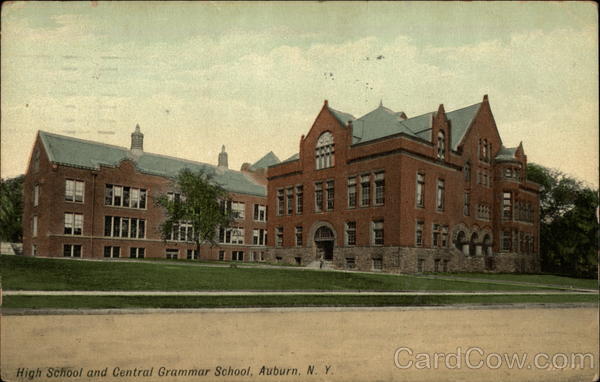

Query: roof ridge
<box><xmin>446</xmin><ymin>102</ymin><xmax>482</xmax><ymax>114</ymax></box>
<box><xmin>39</xmin><ymin>130</ymin><xmax>129</xmax><ymax>152</ymax></box>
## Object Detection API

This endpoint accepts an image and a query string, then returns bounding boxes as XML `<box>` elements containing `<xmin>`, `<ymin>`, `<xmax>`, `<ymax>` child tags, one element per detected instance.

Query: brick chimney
<box><xmin>130</xmin><ymin>124</ymin><xmax>144</xmax><ymax>156</ymax></box>
<box><xmin>218</xmin><ymin>145</ymin><xmax>228</xmax><ymax>168</ymax></box>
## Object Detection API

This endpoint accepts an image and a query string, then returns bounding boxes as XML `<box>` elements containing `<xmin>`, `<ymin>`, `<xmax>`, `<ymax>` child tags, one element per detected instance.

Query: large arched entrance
<box><xmin>482</xmin><ymin>234</ymin><xmax>492</xmax><ymax>256</ymax></box>
<box><xmin>314</xmin><ymin>226</ymin><xmax>335</xmax><ymax>261</ymax></box>
<box><xmin>455</xmin><ymin>231</ymin><xmax>468</xmax><ymax>255</ymax></box>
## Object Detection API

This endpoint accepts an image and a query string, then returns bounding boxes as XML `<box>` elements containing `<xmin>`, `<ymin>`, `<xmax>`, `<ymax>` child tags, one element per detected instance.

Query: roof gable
<box><xmin>445</xmin><ymin>102</ymin><xmax>482</xmax><ymax>151</ymax></box>
<box><xmin>249</xmin><ymin>151</ymin><xmax>280</xmax><ymax>170</ymax></box>
<box><xmin>38</xmin><ymin>131</ymin><xmax>266</xmax><ymax>197</ymax></box>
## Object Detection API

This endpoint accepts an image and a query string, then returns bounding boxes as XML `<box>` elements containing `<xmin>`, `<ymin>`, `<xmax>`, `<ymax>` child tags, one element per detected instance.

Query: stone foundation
<box><xmin>267</xmin><ymin>246</ymin><xmax>540</xmax><ymax>274</ymax></box>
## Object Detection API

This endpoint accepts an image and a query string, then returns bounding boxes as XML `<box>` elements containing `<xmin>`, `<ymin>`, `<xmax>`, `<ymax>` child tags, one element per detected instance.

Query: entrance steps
<box><xmin>306</xmin><ymin>260</ymin><xmax>334</xmax><ymax>270</ymax></box>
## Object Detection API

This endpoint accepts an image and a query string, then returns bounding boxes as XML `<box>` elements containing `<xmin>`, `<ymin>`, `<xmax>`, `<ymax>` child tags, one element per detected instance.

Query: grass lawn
<box><xmin>4</xmin><ymin>294</ymin><xmax>597</xmax><ymax>309</ymax></box>
<box><xmin>0</xmin><ymin>255</ymin><xmax>558</xmax><ymax>292</ymax></box>
<box><xmin>440</xmin><ymin>273</ymin><xmax>598</xmax><ymax>290</ymax></box>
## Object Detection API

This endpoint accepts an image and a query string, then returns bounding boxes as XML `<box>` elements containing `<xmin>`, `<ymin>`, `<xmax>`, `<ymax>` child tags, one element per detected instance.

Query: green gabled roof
<box><xmin>38</xmin><ymin>131</ymin><xmax>266</xmax><ymax>197</ymax></box>
<box><xmin>351</xmin><ymin>103</ymin><xmax>433</xmax><ymax>144</ymax></box>
<box><xmin>249</xmin><ymin>151</ymin><xmax>280</xmax><ymax>170</ymax></box>
<box><xmin>446</xmin><ymin>102</ymin><xmax>482</xmax><ymax>150</ymax></box>
<box><xmin>281</xmin><ymin>153</ymin><xmax>299</xmax><ymax>163</ymax></box>
<box><xmin>327</xmin><ymin>106</ymin><xmax>355</xmax><ymax>126</ymax></box>
<box><xmin>494</xmin><ymin>145</ymin><xmax>519</xmax><ymax>162</ymax></box>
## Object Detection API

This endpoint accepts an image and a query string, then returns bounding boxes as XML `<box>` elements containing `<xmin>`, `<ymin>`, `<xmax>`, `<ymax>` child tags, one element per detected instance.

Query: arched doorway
<box><xmin>469</xmin><ymin>233</ymin><xmax>479</xmax><ymax>256</ymax></box>
<box><xmin>314</xmin><ymin>226</ymin><xmax>335</xmax><ymax>261</ymax></box>
<box><xmin>483</xmin><ymin>234</ymin><xmax>492</xmax><ymax>256</ymax></box>
<box><xmin>455</xmin><ymin>231</ymin><xmax>468</xmax><ymax>255</ymax></box>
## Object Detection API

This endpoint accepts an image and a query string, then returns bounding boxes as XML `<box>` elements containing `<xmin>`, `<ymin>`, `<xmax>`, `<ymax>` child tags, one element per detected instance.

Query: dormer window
<box><xmin>437</xmin><ymin>131</ymin><xmax>445</xmax><ymax>160</ymax></box>
<box><xmin>315</xmin><ymin>132</ymin><xmax>334</xmax><ymax>170</ymax></box>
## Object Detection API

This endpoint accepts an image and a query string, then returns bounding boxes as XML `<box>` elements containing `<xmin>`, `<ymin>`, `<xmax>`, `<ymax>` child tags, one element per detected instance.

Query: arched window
<box><xmin>482</xmin><ymin>139</ymin><xmax>488</xmax><ymax>161</ymax></box>
<box><xmin>315</xmin><ymin>132</ymin><xmax>334</xmax><ymax>170</ymax></box>
<box><xmin>437</xmin><ymin>131</ymin><xmax>445</xmax><ymax>160</ymax></box>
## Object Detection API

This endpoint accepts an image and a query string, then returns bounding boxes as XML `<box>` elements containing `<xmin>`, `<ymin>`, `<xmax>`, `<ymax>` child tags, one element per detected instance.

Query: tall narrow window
<box><xmin>254</xmin><ymin>204</ymin><xmax>267</xmax><ymax>221</ymax></box>
<box><xmin>32</xmin><ymin>216</ymin><xmax>38</xmax><ymax>237</ymax></box>
<box><xmin>464</xmin><ymin>162</ymin><xmax>471</xmax><ymax>182</ymax></box>
<box><xmin>437</xmin><ymin>131</ymin><xmax>445</xmax><ymax>159</ymax></box>
<box><xmin>33</xmin><ymin>149</ymin><xmax>40</xmax><ymax>172</ymax></box>
<box><xmin>432</xmin><ymin>224</ymin><xmax>441</xmax><ymax>247</ymax></box>
<box><xmin>503</xmin><ymin>192</ymin><xmax>512</xmax><ymax>220</ymax></box>
<box><xmin>345</xmin><ymin>222</ymin><xmax>356</xmax><ymax>246</ymax></box>
<box><xmin>314</xmin><ymin>182</ymin><xmax>323</xmax><ymax>212</ymax></box>
<box><xmin>33</xmin><ymin>185</ymin><xmax>39</xmax><ymax>207</ymax></box>
<box><xmin>463</xmin><ymin>192</ymin><xmax>470</xmax><ymax>216</ymax></box>
<box><xmin>372</xmin><ymin>220</ymin><xmax>384</xmax><ymax>245</ymax></box>
<box><xmin>360</xmin><ymin>175</ymin><xmax>370</xmax><ymax>207</ymax></box>
<box><xmin>286</xmin><ymin>188</ymin><xmax>293</xmax><ymax>215</ymax></box>
<box><xmin>315</xmin><ymin>132</ymin><xmax>335</xmax><ymax>170</ymax></box>
<box><xmin>347</xmin><ymin>177</ymin><xmax>357</xmax><ymax>208</ymax></box>
<box><xmin>65</xmin><ymin>180</ymin><xmax>74</xmax><ymax>202</ymax></box>
<box><xmin>374</xmin><ymin>172</ymin><xmax>385</xmax><ymax>205</ymax></box>
<box><xmin>295</xmin><ymin>226</ymin><xmax>303</xmax><ymax>247</ymax></box>
<box><xmin>415</xmin><ymin>221</ymin><xmax>424</xmax><ymax>246</ymax></box>
<box><xmin>276</xmin><ymin>227</ymin><xmax>283</xmax><ymax>247</ymax></box>
<box><xmin>295</xmin><ymin>186</ymin><xmax>303</xmax><ymax>215</ymax></box>
<box><xmin>416</xmin><ymin>173</ymin><xmax>425</xmax><ymax>207</ymax></box>
<box><xmin>277</xmin><ymin>189</ymin><xmax>284</xmax><ymax>215</ymax></box>
<box><xmin>326</xmin><ymin>180</ymin><xmax>334</xmax><ymax>211</ymax></box>
<box><xmin>436</xmin><ymin>179</ymin><xmax>445</xmax><ymax>211</ymax></box>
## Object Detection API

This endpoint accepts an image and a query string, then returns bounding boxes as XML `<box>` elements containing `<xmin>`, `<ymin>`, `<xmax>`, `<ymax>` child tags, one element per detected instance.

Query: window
<box><xmin>314</xmin><ymin>182</ymin><xmax>323</xmax><ymax>212</ymax></box>
<box><xmin>295</xmin><ymin>186</ymin><xmax>303</xmax><ymax>215</ymax></box>
<box><xmin>416</xmin><ymin>173</ymin><xmax>425</xmax><ymax>207</ymax></box>
<box><xmin>232</xmin><ymin>201</ymin><xmax>245</xmax><ymax>219</ymax></box>
<box><xmin>464</xmin><ymin>162</ymin><xmax>471</xmax><ymax>182</ymax></box>
<box><xmin>347</xmin><ymin>177</ymin><xmax>357</xmax><ymax>208</ymax></box>
<box><xmin>104</xmin><ymin>246</ymin><xmax>120</xmax><ymax>258</ymax></box>
<box><xmin>186</xmin><ymin>249</ymin><xmax>198</xmax><ymax>260</ymax></box>
<box><xmin>417</xmin><ymin>259</ymin><xmax>425</xmax><ymax>273</ymax></box>
<box><xmin>360</xmin><ymin>175</ymin><xmax>370</xmax><ymax>207</ymax></box>
<box><xmin>326</xmin><ymin>180</ymin><xmax>334</xmax><ymax>211</ymax></box>
<box><xmin>285</xmin><ymin>188</ymin><xmax>293</xmax><ymax>215</ymax></box>
<box><xmin>277</xmin><ymin>189</ymin><xmax>284</xmax><ymax>215</ymax></box>
<box><xmin>64</xmin><ymin>213</ymin><xmax>83</xmax><ymax>235</ymax></box>
<box><xmin>33</xmin><ymin>185</ymin><xmax>39</xmax><ymax>207</ymax></box>
<box><xmin>463</xmin><ymin>192</ymin><xmax>470</xmax><ymax>216</ymax></box>
<box><xmin>345</xmin><ymin>257</ymin><xmax>356</xmax><ymax>269</ymax></box>
<box><xmin>253</xmin><ymin>229</ymin><xmax>267</xmax><ymax>246</ymax></box>
<box><xmin>253</xmin><ymin>204</ymin><xmax>267</xmax><ymax>222</ymax></box>
<box><xmin>63</xmin><ymin>244</ymin><xmax>82</xmax><ymax>258</ymax></box>
<box><xmin>437</xmin><ymin>131</ymin><xmax>445</xmax><ymax>160</ymax></box>
<box><xmin>432</xmin><ymin>224</ymin><xmax>448</xmax><ymax>248</ymax></box>
<box><xmin>165</xmin><ymin>249</ymin><xmax>178</xmax><ymax>259</ymax></box>
<box><xmin>32</xmin><ymin>216</ymin><xmax>38</xmax><ymax>237</ymax></box>
<box><xmin>65</xmin><ymin>179</ymin><xmax>84</xmax><ymax>203</ymax></box>
<box><xmin>104</xmin><ymin>216</ymin><xmax>145</xmax><ymax>238</ymax></box>
<box><xmin>33</xmin><ymin>149</ymin><xmax>40</xmax><ymax>172</ymax></box>
<box><xmin>232</xmin><ymin>251</ymin><xmax>244</xmax><ymax>261</ymax></box>
<box><xmin>295</xmin><ymin>226</ymin><xmax>303</xmax><ymax>247</ymax></box>
<box><xmin>315</xmin><ymin>131</ymin><xmax>334</xmax><ymax>170</ymax></box>
<box><xmin>170</xmin><ymin>221</ymin><xmax>194</xmax><ymax>242</ymax></box>
<box><xmin>372</xmin><ymin>220</ymin><xmax>384</xmax><ymax>245</ymax></box>
<box><xmin>372</xmin><ymin>258</ymin><xmax>383</xmax><ymax>270</ymax></box>
<box><xmin>218</xmin><ymin>227</ymin><xmax>244</xmax><ymax>244</ymax></box>
<box><xmin>478</xmin><ymin>203</ymin><xmax>491</xmax><ymax>220</ymax></box>
<box><xmin>130</xmin><ymin>248</ymin><xmax>145</xmax><ymax>258</ymax></box>
<box><xmin>501</xmin><ymin>231</ymin><xmax>511</xmax><ymax>251</ymax></box>
<box><xmin>276</xmin><ymin>227</ymin><xmax>283</xmax><ymax>247</ymax></box>
<box><xmin>415</xmin><ymin>221</ymin><xmax>424</xmax><ymax>246</ymax></box>
<box><xmin>32</xmin><ymin>244</ymin><xmax>38</xmax><ymax>256</ymax></box>
<box><xmin>105</xmin><ymin>184</ymin><xmax>146</xmax><ymax>208</ymax></box>
<box><xmin>345</xmin><ymin>222</ymin><xmax>356</xmax><ymax>246</ymax></box>
<box><xmin>218</xmin><ymin>250</ymin><xmax>225</xmax><ymax>261</ymax></box>
<box><xmin>503</xmin><ymin>192</ymin><xmax>513</xmax><ymax>220</ymax></box>
<box><xmin>374</xmin><ymin>172</ymin><xmax>385</xmax><ymax>205</ymax></box>
<box><xmin>436</xmin><ymin>179</ymin><xmax>445</xmax><ymax>211</ymax></box>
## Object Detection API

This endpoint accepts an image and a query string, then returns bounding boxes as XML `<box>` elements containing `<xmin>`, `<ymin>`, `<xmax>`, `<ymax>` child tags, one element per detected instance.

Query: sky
<box><xmin>1</xmin><ymin>1</ymin><xmax>598</xmax><ymax>186</ymax></box>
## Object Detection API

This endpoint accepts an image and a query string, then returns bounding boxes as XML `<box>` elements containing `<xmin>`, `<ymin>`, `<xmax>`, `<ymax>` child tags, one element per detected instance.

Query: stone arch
<box><xmin>469</xmin><ymin>232</ymin><xmax>479</xmax><ymax>256</ymax></box>
<box><xmin>308</xmin><ymin>221</ymin><xmax>337</xmax><ymax>248</ymax></box>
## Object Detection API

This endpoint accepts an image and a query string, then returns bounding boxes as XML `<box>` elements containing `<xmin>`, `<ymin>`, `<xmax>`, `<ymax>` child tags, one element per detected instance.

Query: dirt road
<box><xmin>2</xmin><ymin>306</ymin><xmax>598</xmax><ymax>382</ymax></box>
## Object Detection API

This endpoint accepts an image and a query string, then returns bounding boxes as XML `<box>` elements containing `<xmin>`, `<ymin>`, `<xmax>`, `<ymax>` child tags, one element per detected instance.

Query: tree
<box><xmin>527</xmin><ymin>163</ymin><xmax>598</xmax><ymax>278</ymax></box>
<box><xmin>0</xmin><ymin>175</ymin><xmax>25</xmax><ymax>242</ymax></box>
<box><xmin>155</xmin><ymin>168</ymin><xmax>233</xmax><ymax>257</ymax></box>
